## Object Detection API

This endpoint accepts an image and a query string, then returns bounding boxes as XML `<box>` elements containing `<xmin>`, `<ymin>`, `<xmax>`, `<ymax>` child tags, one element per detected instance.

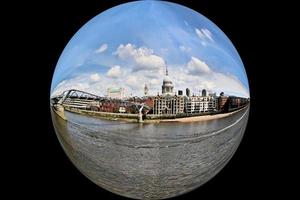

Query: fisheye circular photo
<box><xmin>50</xmin><ymin>1</ymin><xmax>250</xmax><ymax>199</ymax></box>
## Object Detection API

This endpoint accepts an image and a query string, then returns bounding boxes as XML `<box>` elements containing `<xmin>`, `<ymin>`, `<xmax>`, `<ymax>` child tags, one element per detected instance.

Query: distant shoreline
<box><xmin>156</xmin><ymin>105</ymin><xmax>249</xmax><ymax>123</ymax></box>
<box><xmin>61</xmin><ymin>104</ymin><xmax>249</xmax><ymax>123</ymax></box>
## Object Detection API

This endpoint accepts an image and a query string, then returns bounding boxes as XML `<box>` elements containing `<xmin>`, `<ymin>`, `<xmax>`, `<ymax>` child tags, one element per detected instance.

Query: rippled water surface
<box><xmin>51</xmin><ymin>106</ymin><xmax>249</xmax><ymax>199</ymax></box>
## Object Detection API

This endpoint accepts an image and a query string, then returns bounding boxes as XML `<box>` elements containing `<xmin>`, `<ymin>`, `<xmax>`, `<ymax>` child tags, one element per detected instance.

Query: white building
<box><xmin>154</xmin><ymin>94</ymin><xmax>185</xmax><ymax>115</ymax></box>
<box><xmin>185</xmin><ymin>94</ymin><xmax>217</xmax><ymax>113</ymax></box>
<box><xmin>106</xmin><ymin>87</ymin><xmax>125</xmax><ymax>99</ymax></box>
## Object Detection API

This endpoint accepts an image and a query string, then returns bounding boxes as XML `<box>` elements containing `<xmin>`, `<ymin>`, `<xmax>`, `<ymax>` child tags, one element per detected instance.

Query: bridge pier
<box><xmin>53</xmin><ymin>104</ymin><xmax>67</xmax><ymax>120</ymax></box>
<box><xmin>138</xmin><ymin>112</ymin><xmax>143</xmax><ymax>123</ymax></box>
<box><xmin>138</xmin><ymin>104</ymin><xmax>144</xmax><ymax>123</ymax></box>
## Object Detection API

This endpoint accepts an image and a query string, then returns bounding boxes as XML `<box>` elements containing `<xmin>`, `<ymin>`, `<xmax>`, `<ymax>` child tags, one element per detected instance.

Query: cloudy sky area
<box><xmin>51</xmin><ymin>1</ymin><xmax>250</xmax><ymax>98</ymax></box>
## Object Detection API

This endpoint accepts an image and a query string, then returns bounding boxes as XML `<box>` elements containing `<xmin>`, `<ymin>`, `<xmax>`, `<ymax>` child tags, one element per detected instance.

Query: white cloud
<box><xmin>95</xmin><ymin>43</ymin><xmax>108</xmax><ymax>53</ymax></box>
<box><xmin>90</xmin><ymin>73</ymin><xmax>101</xmax><ymax>81</ymax></box>
<box><xmin>184</xmin><ymin>20</ymin><xmax>189</xmax><ymax>27</ymax></box>
<box><xmin>51</xmin><ymin>74</ymin><xmax>106</xmax><ymax>97</ymax></box>
<box><xmin>115</xmin><ymin>43</ymin><xmax>166</xmax><ymax>72</ymax></box>
<box><xmin>201</xmin><ymin>41</ymin><xmax>207</xmax><ymax>46</ymax></box>
<box><xmin>166</xmin><ymin>57</ymin><xmax>249</xmax><ymax>97</ymax></box>
<box><xmin>179</xmin><ymin>45</ymin><xmax>192</xmax><ymax>52</ymax></box>
<box><xmin>107</xmin><ymin>65</ymin><xmax>123</xmax><ymax>78</ymax></box>
<box><xmin>195</xmin><ymin>28</ymin><xmax>214</xmax><ymax>42</ymax></box>
<box><xmin>52</xmin><ymin>70</ymin><xmax>163</xmax><ymax>98</ymax></box>
<box><xmin>187</xmin><ymin>57</ymin><xmax>212</xmax><ymax>75</ymax></box>
<box><xmin>52</xmin><ymin>72</ymin><xmax>129</xmax><ymax>97</ymax></box>
<box><xmin>202</xmin><ymin>29</ymin><xmax>213</xmax><ymax>41</ymax></box>
<box><xmin>200</xmin><ymin>81</ymin><xmax>216</xmax><ymax>90</ymax></box>
<box><xmin>210</xmin><ymin>73</ymin><xmax>249</xmax><ymax>97</ymax></box>
<box><xmin>52</xmin><ymin>45</ymin><xmax>249</xmax><ymax>99</ymax></box>
<box><xmin>150</xmin><ymin>78</ymin><xmax>160</xmax><ymax>85</ymax></box>
<box><xmin>125</xmin><ymin>75</ymin><xmax>140</xmax><ymax>89</ymax></box>
<box><xmin>52</xmin><ymin>63</ymin><xmax>249</xmax><ymax>99</ymax></box>
<box><xmin>134</xmin><ymin>54</ymin><xmax>165</xmax><ymax>71</ymax></box>
<box><xmin>114</xmin><ymin>43</ymin><xmax>136</xmax><ymax>59</ymax></box>
<box><xmin>169</xmin><ymin>68</ymin><xmax>249</xmax><ymax>97</ymax></box>
<box><xmin>160</xmin><ymin>48</ymin><xmax>168</xmax><ymax>54</ymax></box>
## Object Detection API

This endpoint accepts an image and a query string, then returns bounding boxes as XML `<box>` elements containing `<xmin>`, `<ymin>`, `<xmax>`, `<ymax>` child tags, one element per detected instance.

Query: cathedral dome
<box><xmin>163</xmin><ymin>75</ymin><xmax>173</xmax><ymax>84</ymax></box>
<box><xmin>162</xmin><ymin>66</ymin><xmax>174</xmax><ymax>95</ymax></box>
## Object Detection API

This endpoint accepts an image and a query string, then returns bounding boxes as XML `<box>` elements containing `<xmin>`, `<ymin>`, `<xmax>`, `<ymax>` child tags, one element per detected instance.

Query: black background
<box><xmin>9</xmin><ymin>0</ymin><xmax>295</xmax><ymax>199</ymax></box>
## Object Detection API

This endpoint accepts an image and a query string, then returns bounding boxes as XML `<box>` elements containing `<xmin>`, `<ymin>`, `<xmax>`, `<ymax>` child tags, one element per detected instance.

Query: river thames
<box><xmin>51</xmin><ymin>106</ymin><xmax>249</xmax><ymax>199</ymax></box>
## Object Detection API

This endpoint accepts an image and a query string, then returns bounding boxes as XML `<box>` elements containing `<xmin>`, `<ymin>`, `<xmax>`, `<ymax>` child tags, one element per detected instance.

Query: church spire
<box><xmin>165</xmin><ymin>62</ymin><xmax>168</xmax><ymax>76</ymax></box>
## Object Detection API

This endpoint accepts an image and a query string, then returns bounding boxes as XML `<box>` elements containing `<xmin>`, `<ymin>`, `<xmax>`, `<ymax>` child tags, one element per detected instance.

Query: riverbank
<box><xmin>61</xmin><ymin>104</ymin><xmax>249</xmax><ymax>123</ymax></box>
<box><xmin>158</xmin><ymin>105</ymin><xmax>249</xmax><ymax>123</ymax></box>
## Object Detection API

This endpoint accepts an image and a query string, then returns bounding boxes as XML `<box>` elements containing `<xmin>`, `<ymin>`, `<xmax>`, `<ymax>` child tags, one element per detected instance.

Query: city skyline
<box><xmin>50</xmin><ymin>3</ymin><xmax>251</xmax><ymax>199</ymax></box>
<box><xmin>51</xmin><ymin>1</ymin><xmax>250</xmax><ymax>98</ymax></box>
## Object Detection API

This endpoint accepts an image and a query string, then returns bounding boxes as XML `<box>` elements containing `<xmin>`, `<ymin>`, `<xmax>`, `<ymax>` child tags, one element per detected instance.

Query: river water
<box><xmin>51</xmin><ymin>106</ymin><xmax>249</xmax><ymax>199</ymax></box>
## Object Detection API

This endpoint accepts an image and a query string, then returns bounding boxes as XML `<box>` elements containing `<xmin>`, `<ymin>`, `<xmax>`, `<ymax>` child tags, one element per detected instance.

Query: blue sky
<box><xmin>51</xmin><ymin>0</ymin><xmax>250</xmax><ymax>98</ymax></box>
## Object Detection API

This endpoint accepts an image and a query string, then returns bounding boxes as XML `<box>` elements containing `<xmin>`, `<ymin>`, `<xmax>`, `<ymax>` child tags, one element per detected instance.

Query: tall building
<box><xmin>107</xmin><ymin>87</ymin><xmax>125</xmax><ymax>99</ymax></box>
<box><xmin>153</xmin><ymin>66</ymin><xmax>184</xmax><ymax>115</ymax></box>
<box><xmin>202</xmin><ymin>89</ymin><xmax>207</xmax><ymax>97</ymax></box>
<box><xmin>186</xmin><ymin>88</ymin><xmax>191</xmax><ymax>97</ymax></box>
<box><xmin>144</xmin><ymin>84</ymin><xmax>149</xmax><ymax>96</ymax></box>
